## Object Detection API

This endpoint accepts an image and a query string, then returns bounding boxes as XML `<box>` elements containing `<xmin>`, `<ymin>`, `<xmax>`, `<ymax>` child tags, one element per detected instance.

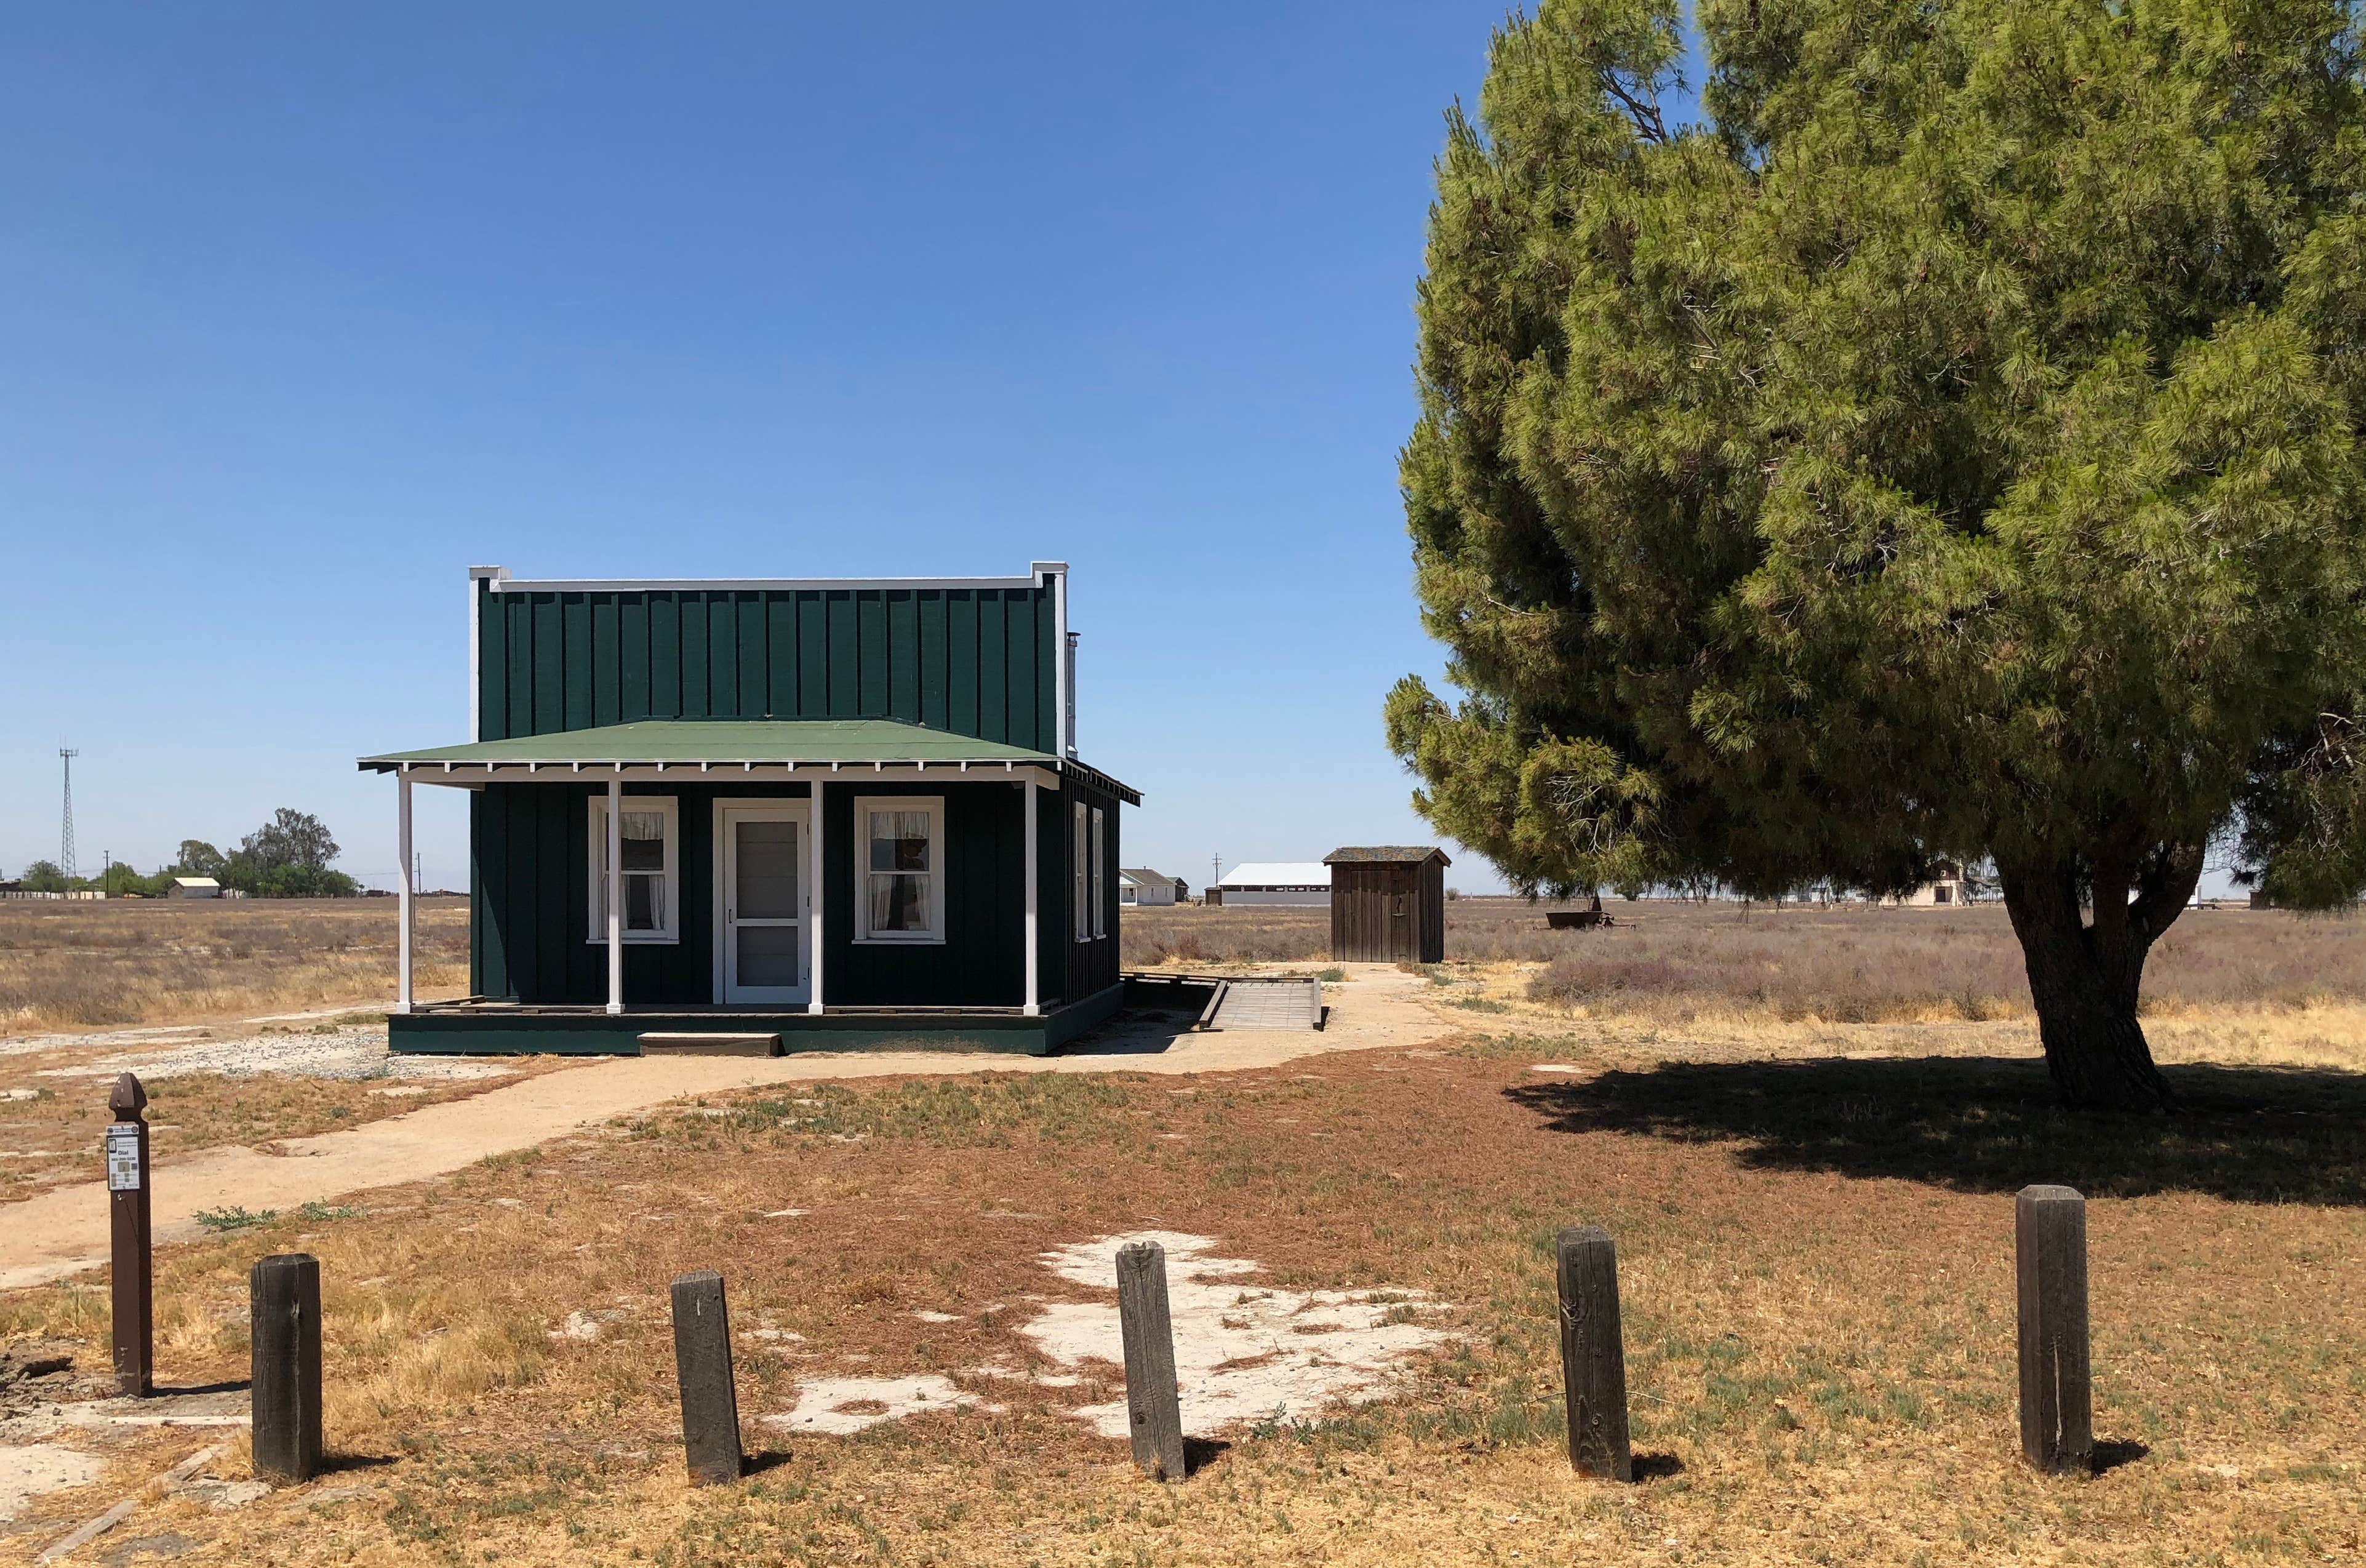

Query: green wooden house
<box><xmin>362</xmin><ymin>562</ymin><xmax>1136</xmax><ymax>1055</ymax></box>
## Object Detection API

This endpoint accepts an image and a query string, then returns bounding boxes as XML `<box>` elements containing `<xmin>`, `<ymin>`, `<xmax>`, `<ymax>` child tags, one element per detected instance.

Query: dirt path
<box><xmin>0</xmin><ymin>967</ymin><xmax>1449</xmax><ymax>1289</ymax></box>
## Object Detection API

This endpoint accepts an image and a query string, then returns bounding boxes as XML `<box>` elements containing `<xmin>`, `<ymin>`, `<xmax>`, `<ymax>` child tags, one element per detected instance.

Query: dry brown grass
<box><xmin>0</xmin><ymin>898</ymin><xmax>469</xmax><ymax>1036</ymax></box>
<box><xmin>0</xmin><ymin>1021</ymin><xmax>2356</xmax><ymax>1566</ymax></box>
<box><xmin>0</xmin><ymin>1030</ymin><xmax>553</xmax><ymax>1200</ymax></box>
<box><xmin>1126</xmin><ymin>899</ymin><xmax>2366</xmax><ymax>1023</ymax></box>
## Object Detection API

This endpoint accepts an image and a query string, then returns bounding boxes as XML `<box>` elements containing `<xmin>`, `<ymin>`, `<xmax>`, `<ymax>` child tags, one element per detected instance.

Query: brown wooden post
<box><xmin>106</xmin><ymin>1073</ymin><xmax>152</xmax><ymax>1398</ymax></box>
<box><xmin>250</xmin><ymin>1254</ymin><xmax>322</xmax><ymax>1483</ymax></box>
<box><xmin>2016</xmin><ymin>1184</ymin><xmax>2093</xmax><ymax>1474</ymax></box>
<box><xmin>1116</xmin><ymin>1241</ymin><xmax>1186</xmax><ymax>1481</ymax></box>
<box><xmin>1556</xmin><ymin>1225</ymin><xmax>1633</xmax><ymax>1481</ymax></box>
<box><xmin>670</xmin><ymin>1270</ymin><xmax>743</xmax><ymax>1484</ymax></box>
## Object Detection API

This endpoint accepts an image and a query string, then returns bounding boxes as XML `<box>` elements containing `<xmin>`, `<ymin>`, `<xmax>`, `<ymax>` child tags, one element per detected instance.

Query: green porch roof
<box><xmin>359</xmin><ymin>719</ymin><xmax>1138</xmax><ymax>801</ymax></box>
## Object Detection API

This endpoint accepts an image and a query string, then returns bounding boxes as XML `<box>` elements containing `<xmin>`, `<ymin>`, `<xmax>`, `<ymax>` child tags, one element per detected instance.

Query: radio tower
<box><xmin>58</xmin><ymin>749</ymin><xmax>79</xmax><ymax>881</ymax></box>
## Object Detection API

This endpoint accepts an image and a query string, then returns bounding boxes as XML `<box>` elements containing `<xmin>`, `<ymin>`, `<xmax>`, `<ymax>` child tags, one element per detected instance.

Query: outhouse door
<box><xmin>719</xmin><ymin>804</ymin><xmax>809</xmax><ymax>1004</ymax></box>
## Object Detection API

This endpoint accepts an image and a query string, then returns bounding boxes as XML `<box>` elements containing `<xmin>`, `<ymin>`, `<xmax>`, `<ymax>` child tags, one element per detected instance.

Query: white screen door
<box><xmin>722</xmin><ymin>806</ymin><xmax>808</xmax><ymax>1004</ymax></box>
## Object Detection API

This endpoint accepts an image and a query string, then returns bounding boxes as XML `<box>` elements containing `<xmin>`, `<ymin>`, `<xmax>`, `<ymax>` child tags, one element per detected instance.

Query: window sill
<box><xmin>852</xmin><ymin>934</ymin><xmax>947</xmax><ymax>946</ymax></box>
<box><xmin>583</xmin><ymin>934</ymin><xmax>681</xmax><ymax>946</ymax></box>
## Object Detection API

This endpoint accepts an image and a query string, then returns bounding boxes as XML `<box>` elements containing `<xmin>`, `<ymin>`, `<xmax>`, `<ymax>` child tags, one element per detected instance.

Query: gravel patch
<box><xmin>35</xmin><ymin>1025</ymin><xmax>510</xmax><ymax>1084</ymax></box>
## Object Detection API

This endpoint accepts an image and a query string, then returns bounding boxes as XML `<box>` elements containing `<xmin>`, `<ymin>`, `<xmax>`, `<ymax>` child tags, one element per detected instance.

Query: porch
<box><xmin>386</xmin><ymin>983</ymin><xmax>1127</xmax><ymax>1057</ymax></box>
<box><xmin>361</xmin><ymin>716</ymin><xmax>1136</xmax><ymax>1052</ymax></box>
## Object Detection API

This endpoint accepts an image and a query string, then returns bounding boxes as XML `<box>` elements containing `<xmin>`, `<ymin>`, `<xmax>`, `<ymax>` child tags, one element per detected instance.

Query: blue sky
<box><xmin>0</xmin><ymin>2</ymin><xmax>1549</xmax><ymax>892</ymax></box>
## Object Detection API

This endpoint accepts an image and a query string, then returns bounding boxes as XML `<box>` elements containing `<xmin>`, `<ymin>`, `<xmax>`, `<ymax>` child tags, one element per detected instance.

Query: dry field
<box><xmin>0</xmin><ymin>902</ymin><xmax>2354</xmax><ymax>1564</ymax></box>
<box><xmin>0</xmin><ymin>1025</ymin><xmax>550</xmax><ymax>1203</ymax></box>
<box><xmin>1127</xmin><ymin>898</ymin><xmax>2366</xmax><ymax>1021</ymax></box>
<box><xmin>0</xmin><ymin>1017</ymin><xmax>2357</xmax><ymax>1565</ymax></box>
<box><xmin>0</xmin><ymin>898</ymin><xmax>470</xmax><ymax>1037</ymax></box>
<box><xmin>0</xmin><ymin>899</ymin><xmax>521</xmax><ymax>1203</ymax></box>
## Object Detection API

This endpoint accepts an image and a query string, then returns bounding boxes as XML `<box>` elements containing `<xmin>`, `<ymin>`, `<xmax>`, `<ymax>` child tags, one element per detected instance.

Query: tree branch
<box><xmin>1598</xmin><ymin>69</ymin><xmax>1670</xmax><ymax>145</ymax></box>
<box><xmin>2127</xmin><ymin>841</ymin><xmax>2205</xmax><ymax>946</ymax></box>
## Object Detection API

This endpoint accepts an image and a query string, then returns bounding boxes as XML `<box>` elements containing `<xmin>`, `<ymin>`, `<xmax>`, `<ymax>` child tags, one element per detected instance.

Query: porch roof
<box><xmin>359</xmin><ymin>718</ymin><xmax>1139</xmax><ymax>802</ymax></box>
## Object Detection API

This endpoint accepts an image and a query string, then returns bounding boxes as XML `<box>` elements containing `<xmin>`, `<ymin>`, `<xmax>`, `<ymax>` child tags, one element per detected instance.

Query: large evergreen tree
<box><xmin>1389</xmin><ymin>0</ymin><xmax>2366</xmax><ymax>1110</ymax></box>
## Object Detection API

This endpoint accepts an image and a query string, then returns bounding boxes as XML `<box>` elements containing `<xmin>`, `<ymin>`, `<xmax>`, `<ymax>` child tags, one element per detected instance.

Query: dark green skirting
<box><xmin>387</xmin><ymin>981</ymin><xmax>1126</xmax><ymax>1058</ymax></box>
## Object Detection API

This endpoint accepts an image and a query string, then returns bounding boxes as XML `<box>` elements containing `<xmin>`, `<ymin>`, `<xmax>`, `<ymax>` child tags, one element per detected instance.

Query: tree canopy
<box><xmin>1389</xmin><ymin>0</ymin><xmax>2366</xmax><ymax>1109</ymax></box>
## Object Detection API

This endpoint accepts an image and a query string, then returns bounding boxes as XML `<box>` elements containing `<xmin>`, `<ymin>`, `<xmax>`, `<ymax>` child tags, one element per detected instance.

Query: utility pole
<box><xmin>58</xmin><ymin>749</ymin><xmax>79</xmax><ymax>881</ymax></box>
<box><xmin>100</xmin><ymin>849</ymin><xmax>110</xmax><ymax>897</ymax></box>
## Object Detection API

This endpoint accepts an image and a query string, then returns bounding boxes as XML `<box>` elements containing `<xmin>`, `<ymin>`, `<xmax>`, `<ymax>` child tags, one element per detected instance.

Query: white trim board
<box><xmin>393</xmin><ymin>762</ymin><xmax>1060</xmax><ymax>790</ymax></box>
<box><xmin>489</xmin><ymin>573</ymin><xmax>1047</xmax><ymax>594</ymax></box>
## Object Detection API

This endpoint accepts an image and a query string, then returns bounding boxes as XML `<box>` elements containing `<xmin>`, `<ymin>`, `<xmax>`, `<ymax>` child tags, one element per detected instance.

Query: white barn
<box><xmin>1210</xmin><ymin>862</ymin><xmax>1331</xmax><ymax>907</ymax></box>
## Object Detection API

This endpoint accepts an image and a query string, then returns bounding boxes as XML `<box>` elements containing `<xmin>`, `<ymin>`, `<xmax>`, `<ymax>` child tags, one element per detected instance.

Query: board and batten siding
<box><xmin>470</xmin><ymin>777</ymin><xmax>1115</xmax><ymax>1009</ymax></box>
<box><xmin>475</xmin><ymin>582</ymin><xmax>1060</xmax><ymax>751</ymax></box>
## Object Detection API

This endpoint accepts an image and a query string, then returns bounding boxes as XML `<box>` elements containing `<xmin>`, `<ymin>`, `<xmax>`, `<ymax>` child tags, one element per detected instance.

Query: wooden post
<box><xmin>1022</xmin><ymin>773</ymin><xmax>1039</xmax><ymax>1017</ymax></box>
<box><xmin>1556</xmin><ymin>1225</ymin><xmax>1633</xmax><ymax>1481</ymax></box>
<box><xmin>250</xmin><ymin>1254</ymin><xmax>322</xmax><ymax>1483</ymax></box>
<box><xmin>105</xmin><ymin>1074</ymin><xmax>152</xmax><ymax>1398</ymax></box>
<box><xmin>394</xmin><ymin>772</ymin><xmax>415</xmax><ymax>1015</ymax></box>
<box><xmin>1116</xmin><ymin>1241</ymin><xmax>1186</xmax><ymax>1481</ymax></box>
<box><xmin>670</xmin><ymin>1270</ymin><xmax>743</xmax><ymax>1484</ymax></box>
<box><xmin>2016</xmin><ymin>1184</ymin><xmax>2093</xmax><ymax>1474</ymax></box>
<box><xmin>604</xmin><ymin>775</ymin><xmax>624</xmax><ymax>1017</ymax></box>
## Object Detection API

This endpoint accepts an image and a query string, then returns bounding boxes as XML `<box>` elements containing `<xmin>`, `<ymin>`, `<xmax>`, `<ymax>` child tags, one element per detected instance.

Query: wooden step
<box><xmin>637</xmin><ymin>1032</ymin><xmax>781</xmax><ymax>1057</ymax></box>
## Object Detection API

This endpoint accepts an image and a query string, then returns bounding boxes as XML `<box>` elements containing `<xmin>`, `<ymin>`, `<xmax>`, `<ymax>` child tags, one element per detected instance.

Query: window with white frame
<box><xmin>1072</xmin><ymin>800</ymin><xmax>1089</xmax><ymax>942</ymax></box>
<box><xmin>1091</xmin><ymin>806</ymin><xmax>1106</xmax><ymax>938</ymax></box>
<box><xmin>855</xmin><ymin>796</ymin><xmax>943</xmax><ymax>943</ymax></box>
<box><xmin>586</xmin><ymin>794</ymin><xmax>679</xmax><ymax>943</ymax></box>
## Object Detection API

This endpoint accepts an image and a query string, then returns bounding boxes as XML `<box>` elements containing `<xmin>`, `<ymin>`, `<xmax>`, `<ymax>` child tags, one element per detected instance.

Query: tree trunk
<box><xmin>1997</xmin><ymin>845</ymin><xmax>2200</xmax><ymax>1114</ymax></box>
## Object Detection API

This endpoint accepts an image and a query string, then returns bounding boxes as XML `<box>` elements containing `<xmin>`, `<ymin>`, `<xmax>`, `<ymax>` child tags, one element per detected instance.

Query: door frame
<box><xmin>712</xmin><ymin>800</ymin><xmax>813</xmax><ymax>1005</ymax></box>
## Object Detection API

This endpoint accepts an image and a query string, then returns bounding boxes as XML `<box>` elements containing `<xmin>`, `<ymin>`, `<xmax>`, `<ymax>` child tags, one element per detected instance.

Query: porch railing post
<box><xmin>394</xmin><ymin>772</ymin><xmax>414</xmax><ymax>1015</ymax></box>
<box><xmin>808</xmin><ymin>780</ymin><xmax>825</xmax><ymax>1015</ymax></box>
<box><xmin>605</xmin><ymin>775</ymin><xmax>623</xmax><ymax>1016</ymax></box>
<box><xmin>1023</xmin><ymin>773</ymin><xmax>1039</xmax><ymax>1017</ymax></box>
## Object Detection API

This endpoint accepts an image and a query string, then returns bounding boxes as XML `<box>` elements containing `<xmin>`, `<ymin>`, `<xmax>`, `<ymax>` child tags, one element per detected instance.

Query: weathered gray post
<box><xmin>250</xmin><ymin>1254</ymin><xmax>322</xmax><ymax>1483</ymax></box>
<box><xmin>2016</xmin><ymin>1184</ymin><xmax>2093</xmax><ymax>1473</ymax></box>
<box><xmin>1116</xmin><ymin>1241</ymin><xmax>1186</xmax><ymax>1481</ymax></box>
<box><xmin>1556</xmin><ymin>1225</ymin><xmax>1633</xmax><ymax>1481</ymax></box>
<box><xmin>670</xmin><ymin>1270</ymin><xmax>743</xmax><ymax>1484</ymax></box>
<box><xmin>106</xmin><ymin>1074</ymin><xmax>153</xmax><ymax>1398</ymax></box>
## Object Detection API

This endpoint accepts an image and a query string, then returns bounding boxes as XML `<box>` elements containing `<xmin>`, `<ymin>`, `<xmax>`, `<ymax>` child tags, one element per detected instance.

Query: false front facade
<box><xmin>364</xmin><ymin>562</ymin><xmax>1135</xmax><ymax>1055</ymax></box>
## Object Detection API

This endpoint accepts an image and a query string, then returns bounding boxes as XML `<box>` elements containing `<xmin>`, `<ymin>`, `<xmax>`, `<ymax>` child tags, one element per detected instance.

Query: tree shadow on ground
<box><xmin>1506</xmin><ymin>1057</ymin><xmax>2366</xmax><ymax>1206</ymax></box>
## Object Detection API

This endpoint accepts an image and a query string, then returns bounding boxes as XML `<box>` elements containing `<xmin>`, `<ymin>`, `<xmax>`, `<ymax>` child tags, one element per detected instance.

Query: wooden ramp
<box><xmin>1207</xmin><ymin>978</ymin><xmax>1322</xmax><ymax>1032</ymax></box>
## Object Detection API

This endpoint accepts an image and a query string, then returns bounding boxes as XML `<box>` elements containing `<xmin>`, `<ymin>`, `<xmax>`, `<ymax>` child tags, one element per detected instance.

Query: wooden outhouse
<box><xmin>361</xmin><ymin>562</ymin><xmax>1136</xmax><ymax>1057</ymax></box>
<box><xmin>1324</xmin><ymin>846</ymin><xmax>1450</xmax><ymax>964</ymax></box>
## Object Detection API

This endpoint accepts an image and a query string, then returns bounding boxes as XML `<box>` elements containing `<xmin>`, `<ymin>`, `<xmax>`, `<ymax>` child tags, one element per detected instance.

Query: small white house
<box><xmin>1117</xmin><ymin>868</ymin><xmax>1181</xmax><ymax>907</ymax></box>
<box><xmin>166</xmin><ymin>877</ymin><xmax>222</xmax><ymax>899</ymax></box>
<box><xmin>1209</xmin><ymin>862</ymin><xmax>1331</xmax><ymax>907</ymax></box>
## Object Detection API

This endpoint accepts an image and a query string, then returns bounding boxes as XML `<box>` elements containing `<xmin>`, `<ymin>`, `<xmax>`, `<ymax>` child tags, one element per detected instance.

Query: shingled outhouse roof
<box><xmin>1322</xmin><ymin>846</ymin><xmax>1452</xmax><ymax>866</ymax></box>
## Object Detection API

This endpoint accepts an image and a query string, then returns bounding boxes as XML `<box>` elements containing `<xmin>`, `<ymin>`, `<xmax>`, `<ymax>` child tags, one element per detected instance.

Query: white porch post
<box><xmin>605</xmin><ymin>776</ymin><xmax>623</xmax><ymax>1016</ymax></box>
<box><xmin>1023</xmin><ymin>773</ymin><xmax>1039</xmax><ymax>1017</ymax></box>
<box><xmin>807</xmin><ymin>781</ymin><xmax>826</xmax><ymax>1015</ymax></box>
<box><xmin>394</xmin><ymin>772</ymin><xmax>415</xmax><ymax>1015</ymax></box>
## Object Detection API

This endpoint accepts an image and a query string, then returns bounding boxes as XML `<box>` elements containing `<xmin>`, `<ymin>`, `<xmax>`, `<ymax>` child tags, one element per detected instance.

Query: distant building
<box><xmin>167</xmin><ymin>877</ymin><xmax>222</xmax><ymax>899</ymax></box>
<box><xmin>1888</xmin><ymin>862</ymin><xmax>1969</xmax><ymax>907</ymax></box>
<box><xmin>1117</xmin><ymin>868</ymin><xmax>1182</xmax><ymax>908</ymax></box>
<box><xmin>1207</xmin><ymin>862</ymin><xmax>1331</xmax><ymax>907</ymax></box>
